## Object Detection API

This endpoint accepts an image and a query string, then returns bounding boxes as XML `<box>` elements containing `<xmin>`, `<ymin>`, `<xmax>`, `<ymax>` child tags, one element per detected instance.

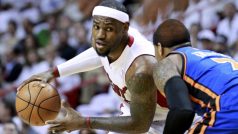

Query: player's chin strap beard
<box><xmin>123</xmin><ymin>34</ymin><xmax>130</xmax><ymax>46</ymax></box>
<box><xmin>107</xmin><ymin>35</ymin><xmax>129</xmax><ymax>63</ymax></box>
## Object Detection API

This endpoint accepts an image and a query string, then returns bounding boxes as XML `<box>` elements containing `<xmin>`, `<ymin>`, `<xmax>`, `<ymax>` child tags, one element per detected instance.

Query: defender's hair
<box><xmin>99</xmin><ymin>0</ymin><xmax>128</xmax><ymax>14</ymax></box>
<box><xmin>153</xmin><ymin>19</ymin><xmax>191</xmax><ymax>48</ymax></box>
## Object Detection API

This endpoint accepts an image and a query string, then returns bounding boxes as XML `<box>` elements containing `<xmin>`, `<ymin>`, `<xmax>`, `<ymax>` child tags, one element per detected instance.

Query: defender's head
<box><xmin>91</xmin><ymin>0</ymin><xmax>129</xmax><ymax>57</ymax></box>
<box><xmin>153</xmin><ymin>19</ymin><xmax>191</xmax><ymax>60</ymax></box>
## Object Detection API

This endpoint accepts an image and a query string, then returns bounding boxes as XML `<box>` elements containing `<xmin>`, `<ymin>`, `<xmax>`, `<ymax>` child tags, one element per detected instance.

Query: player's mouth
<box><xmin>96</xmin><ymin>40</ymin><xmax>107</xmax><ymax>49</ymax></box>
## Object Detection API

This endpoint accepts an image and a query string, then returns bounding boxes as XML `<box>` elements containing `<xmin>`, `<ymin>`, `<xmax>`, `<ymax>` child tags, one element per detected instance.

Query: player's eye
<box><xmin>106</xmin><ymin>27</ymin><xmax>113</xmax><ymax>32</ymax></box>
<box><xmin>93</xmin><ymin>25</ymin><xmax>99</xmax><ymax>30</ymax></box>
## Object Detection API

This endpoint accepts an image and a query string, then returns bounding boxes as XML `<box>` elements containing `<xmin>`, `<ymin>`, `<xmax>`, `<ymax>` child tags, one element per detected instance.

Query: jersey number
<box><xmin>211</xmin><ymin>58</ymin><xmax>238</xmax><ymax>70</ymax></box>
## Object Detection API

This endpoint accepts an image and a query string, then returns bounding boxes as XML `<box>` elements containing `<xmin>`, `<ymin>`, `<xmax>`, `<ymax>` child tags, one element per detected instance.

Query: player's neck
<box><xmin>107</xmin><ymin>36</ymin><xmax>129</xmax><ymax>63</ymax></box>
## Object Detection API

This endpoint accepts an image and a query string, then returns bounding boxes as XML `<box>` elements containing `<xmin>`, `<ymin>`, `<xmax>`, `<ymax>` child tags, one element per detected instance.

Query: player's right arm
<box><xmin>17</xmin><ymin>47</ymin><xmax>102</xmax><ymax>90</ymax></box>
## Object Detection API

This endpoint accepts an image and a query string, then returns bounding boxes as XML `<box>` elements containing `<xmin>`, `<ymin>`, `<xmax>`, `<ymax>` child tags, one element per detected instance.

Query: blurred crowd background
<box><xmin>0</xmin><ymin>0</ymin><xmax>238</xmax><ymax>134</ymax></box>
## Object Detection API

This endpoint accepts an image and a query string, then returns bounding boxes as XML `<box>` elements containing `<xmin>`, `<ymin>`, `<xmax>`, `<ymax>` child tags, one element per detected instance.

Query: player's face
<box><xmin>92</xmin><ymin>16</ymin><xmax>125</xmax><ymax>57</ymax></box>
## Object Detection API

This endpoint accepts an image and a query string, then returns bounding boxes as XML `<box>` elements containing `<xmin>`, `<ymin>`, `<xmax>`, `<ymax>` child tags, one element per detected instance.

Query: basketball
<box><xmin>15</xmin><ymin>80</ymin><xmax>61</xmax><ymax>126</ymax></box>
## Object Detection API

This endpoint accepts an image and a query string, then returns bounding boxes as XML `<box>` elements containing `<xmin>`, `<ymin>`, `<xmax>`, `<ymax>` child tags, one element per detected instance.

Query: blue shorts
<box><xmin>189</xmin><ymin>90</ymin><xmax>238</xmax><ymax>134</ymax></box>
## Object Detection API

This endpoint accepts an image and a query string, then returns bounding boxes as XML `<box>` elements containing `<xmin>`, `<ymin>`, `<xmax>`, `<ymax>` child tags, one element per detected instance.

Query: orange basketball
<box><xmin>16</xmin><ymin>80</ymin><xmax>61</xmax><ymax>126</ymax></box>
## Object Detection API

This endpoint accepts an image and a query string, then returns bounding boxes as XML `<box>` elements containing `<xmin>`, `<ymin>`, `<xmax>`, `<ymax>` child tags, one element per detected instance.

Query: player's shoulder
<box><xmin>127</xmin><ymin>27</ymin><xmax>154</xmax><ymax>55</ymax></box>
<box><xmin>165</xmin><ymin>53</ymin><xmax>185</xmax><ymax>75</ymax></box>
<box><xmin>125</xmin><ymin>27</ymin><xmax>155</xmax><ymax>77</ymax></box>
<box><xmin>125</xmin><ymin>55</ymin><xmax>156</xmax><ymax>89</ymax></box>
<box><xmin>126</xmin><ymin>54</ymin><xmax>156</xmax><ymax>80</ymax></box>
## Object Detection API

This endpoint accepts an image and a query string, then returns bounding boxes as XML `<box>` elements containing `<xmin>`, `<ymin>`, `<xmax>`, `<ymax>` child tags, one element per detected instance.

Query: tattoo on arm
<box><xmin>90</xmin><ymin>70</ymin><xmax>157</xmax><ymax>133</ymax></box>
<box><xmin>153</xmin><ymin>58</ymin><xmax>180</xmax><ymax>92</ymax></box>
<box><xmin>127</xmin><ymin>72</ymin><xmax>157</xmax><ymax>129</ymax></box>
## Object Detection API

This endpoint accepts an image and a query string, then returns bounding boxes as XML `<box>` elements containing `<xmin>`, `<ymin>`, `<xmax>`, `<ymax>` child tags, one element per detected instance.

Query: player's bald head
<box><xmin>153</xmin><ymin>19</ymin><xmax>191</xmax><ymax>48</ymax></box>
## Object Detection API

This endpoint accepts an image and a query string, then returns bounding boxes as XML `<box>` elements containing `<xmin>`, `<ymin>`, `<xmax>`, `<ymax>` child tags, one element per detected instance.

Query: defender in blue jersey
<box><xmin>153</xmin><ymin>19</ymin><xmax>238</xmax><ymax>134</ymax></box>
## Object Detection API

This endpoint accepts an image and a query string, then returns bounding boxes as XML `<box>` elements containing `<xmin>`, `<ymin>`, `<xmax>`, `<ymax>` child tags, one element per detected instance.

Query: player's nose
<box><xmin>97</xmin><ymin>29</ymin><xmax>106</xmax><ymax>40</ymax></box>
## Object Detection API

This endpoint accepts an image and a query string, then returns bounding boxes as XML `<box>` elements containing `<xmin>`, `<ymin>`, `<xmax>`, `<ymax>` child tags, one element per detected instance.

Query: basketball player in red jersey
<box><xmin>18</xmin><ymin>0</ymin><xmax>168</xmax><ymax>133</ymax></box>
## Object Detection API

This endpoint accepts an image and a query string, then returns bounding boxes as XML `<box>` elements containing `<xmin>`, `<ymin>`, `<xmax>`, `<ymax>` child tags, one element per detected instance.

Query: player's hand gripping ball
<box><xmin>16</xmin><ymin>80</ymin><xmax>61</xmax><ymax>126</ymax></box>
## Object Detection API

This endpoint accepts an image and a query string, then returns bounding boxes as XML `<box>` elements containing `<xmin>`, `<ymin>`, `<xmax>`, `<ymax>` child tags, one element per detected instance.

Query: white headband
<box><xmin>92</xmin><ymin>6</ymin><xmax>129</xmax><ymax>23</ymax></box>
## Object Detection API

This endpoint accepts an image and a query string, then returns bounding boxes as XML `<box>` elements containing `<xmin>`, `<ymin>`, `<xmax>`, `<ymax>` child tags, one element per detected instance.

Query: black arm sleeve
<box><xmin>163</xmin><ymin>76</ymin><xmax>195</xmax><ymax>134</ymax></box>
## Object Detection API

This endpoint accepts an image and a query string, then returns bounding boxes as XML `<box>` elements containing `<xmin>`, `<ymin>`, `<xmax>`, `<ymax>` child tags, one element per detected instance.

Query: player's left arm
<box><xmin>46</xmin><ymin>55</ymin><xmax>157</xmax><ymax>133</ymax></box>
<box><xmin>153</xmin><ymin>54</ymin><xmax>195</xmax><ymax>134</ymax></box>
<box><xmin>89</xmin><ymin>55</ymin><xmax>157</xmax><ymax>133</ymax></box>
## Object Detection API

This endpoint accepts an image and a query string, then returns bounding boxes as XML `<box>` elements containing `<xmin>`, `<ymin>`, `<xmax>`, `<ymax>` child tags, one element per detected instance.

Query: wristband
<box><xmin>86</xmin><ymin>117</ymin><xmax>92</xmax><ymax>129</ymax></box>
<box><xmin>53</xmin><ymin>66</ymin><xmax>60</xmax><ymax>77</ymax></box>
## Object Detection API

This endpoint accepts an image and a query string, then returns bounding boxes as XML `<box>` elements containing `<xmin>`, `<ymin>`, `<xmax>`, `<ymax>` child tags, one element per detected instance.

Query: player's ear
<box><xmin>123</xmin><ymin>22</ymin><xmax>129</xmax><ymax>32</ymax></box>
<box><xmin>157</xmin><ymin>42</ymin><xmax>163</xmax><ymax>57</ymax></box>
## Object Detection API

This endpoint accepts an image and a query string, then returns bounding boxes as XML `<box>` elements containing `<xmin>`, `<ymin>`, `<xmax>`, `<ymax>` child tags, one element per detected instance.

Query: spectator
<box><xmin>189</xmin><ymin>23</ymin><xmax>202</xmax><ymax>48</ymax></box>
<box><xmin>22</xmin><ymin>18</ymin><xmax>34</xmax><ymax>35</ymax></box>
<box><xmin>20</xmin><ymin>2</ymin><xmax>41</xmax><ymax>23</ymax></box>
<box><xmin>79</xmin><ymin>129</ymin><xmax>97</xmax><ymax>134</ymax></box>
<box><xmin>198</xmin><ymin>29</ymin><xmax>216</xmax><ymax>50</ymax></box>
<box><xmin>2</xmin><ymin>121</ymin><xmax>19</xmax><ymax>134</ymax></box>
<box><xmin>46</xmin><ymin>15</ymin><xmax>60</xmax><ymax>46</ymax></box>
<box><xmin>1</xmin><ymin>20</ymin><xmax>19</xmax><ymax>49</ymax></box>
<box><xmin>183</xmin><ymin>0</ymin><xmax>220</xmax><ymax>30</ymax></box>
<box><xmin>77</xmin><ymin>87</ymin><xmax>120</xmax><ymax>134</ymax></box>
<box><xmin>77</xmin><ymin>0</ymin><xmax>101</xmax><ymax>21</ymax></box>
<box><xmin>57</xmin><ymin>30</ymin><xmax>77</xmax><ymax>60</ymax></box>
<box><xmin>58</xmin><ymin>15</ymin><xmax>72</xmax><ymax>31</ymax></box>
<box><xmin>14</xmin><ymin>49</ymin><xmax>43</xmax><ymax>86</ymax></box>
<box><xmin>20</xmin><ymin>34</ymin><xmax>39</xmax><ymax>54</ymax></box>
<box><xmin>214</xmin><ymin>34</ymin><xmax>230</xmax><ymax>56</ymax></box>
<box><xmin>217</xmin><ymin>2</ymin><xmax>238</xmax><ymax>46</ymax></box>
<box><xmin>64</xmin><ymin>0</ymin><xmax>84</xmax><ymax>22</ymax></box>
<box><xmin>77</xmin><ymin>87</ymin><xmax>121</xmax><ymax>117</ymax></box>
<box><xmin>0</xmin><ymin>98</ymin><xmax>20</xmax><ymax>133</ymax></box>
<box><xmin>232</xmin><ymin>40</ymin><xmax>238</xmax><ymax>61</ymax></box>
<box><xmin>39</xmin><ymin>0</ymin><xmax>66</xmax><ymax>15</ymax></box>
<box><xmin>40</xmin><ymin>45</ymin><xmax>81</xmax><ymax>107</ymax></box>
<box><xmin>2</xmin><ymin>47</ymin><xmax>23</xmax><ymax>83</ymax></box>
<box><xmin>130</xmin><ymin>0</ymin><xmax>160</xmax><ymax>41</ymax></box>
<box><xmin>72</xmin><ymin>22</ymin><xmax>90</xmax><ymax>54</ymax></box>
<box><xmin>0</xmin><ymin>4</ymin><xmax>19</xmax><ymax>33</ymax></box>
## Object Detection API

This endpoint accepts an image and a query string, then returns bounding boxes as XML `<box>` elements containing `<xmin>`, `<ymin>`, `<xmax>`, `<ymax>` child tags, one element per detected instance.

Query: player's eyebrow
<box><xmin>103</xmin><ymin>21</ymin><xmax>113</xmax><ymax>25</ymax></box>
<box><xmin>93</xmin><ymin>20</ymin><xmax>99</xmax><ymax>24</ymax></box>
<box><xmin>93</xmin><ymin>19</ymin><xmax>114</xmax><ymax>25</ymax></box>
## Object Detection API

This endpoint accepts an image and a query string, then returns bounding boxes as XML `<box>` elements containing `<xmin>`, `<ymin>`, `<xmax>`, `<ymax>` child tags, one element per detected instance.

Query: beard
<box><xmin>95</xmin><ymin>47</ymin><xmax>110</xmax><ymax>57</ymax></box>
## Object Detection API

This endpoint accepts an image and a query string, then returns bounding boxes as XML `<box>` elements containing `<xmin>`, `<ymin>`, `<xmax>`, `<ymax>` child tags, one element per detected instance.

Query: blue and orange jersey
<box><xmin>172</xmin><ymin>46</ymin><xmax>238</xmax><ymax>115</ymax></box>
